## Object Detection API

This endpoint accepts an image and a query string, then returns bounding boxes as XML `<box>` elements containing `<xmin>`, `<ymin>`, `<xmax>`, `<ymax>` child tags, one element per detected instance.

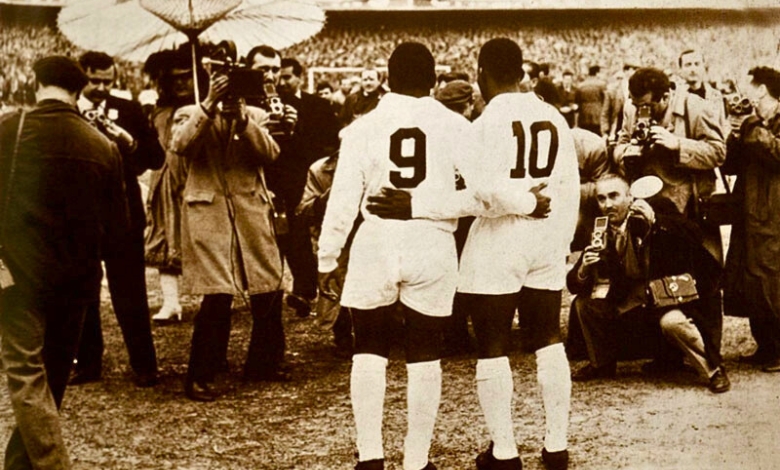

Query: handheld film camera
<box><xmin>591</xmin><ymin>216</ymin><xmax>609</xmax><ymax>251</ymax></box>
<box><xmin>622</xmin><ymin>104</ymin><xmax>658</xmax><ymax>181</ymax></box>
<box><xmin>201</xmin><ymin>40</ymin><xmax>284</xmax><ymax>119</ymax></box>
<box><xmin>724</xmin><ymin>93</ymin><xmax>753</xmax><ymax>117</ymax></box>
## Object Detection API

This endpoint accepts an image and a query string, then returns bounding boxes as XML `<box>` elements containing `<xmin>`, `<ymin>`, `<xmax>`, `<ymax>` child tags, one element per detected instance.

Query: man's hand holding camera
<box><xmin>202</xmin><ymin>72</ymin><xmax>248</xmax><ymax>131</ymax></box>
<box><xmin>627</xmin><ymin>198</ymin><xmax>655</xmax><ymax>226</ymax></box>
<box><xmin>102</xmin><ymin>119</ymin><xmax>136</xmax><ymax>153</ymax></box>
<box><xmin>648</xmin><ymin>125</ymin><xmax>681</xmax><ymax>151</ymax></box>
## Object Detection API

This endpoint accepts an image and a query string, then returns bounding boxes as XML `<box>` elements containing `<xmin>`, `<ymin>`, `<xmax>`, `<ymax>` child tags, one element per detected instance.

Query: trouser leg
<box><xmin>1</xmin><ymin>292</ymin><xmax>86</xmax><ymax>470</ymax></box>
<box><xmin>660</xmin><ymin>309</ymin><xmax>718</xmax><ymax>378</ymax></box>
<box><xmin>285</xmin><ymin>212</ymin><xmax>317</xmax><ymax>300</ymax></box>
<box><xmin>245</xmin><ymin>291</ymin><xmax>285</xmax><ymax>374</ymax></box>
<box><xmin>105</xmin><ymin>232</ymin><xmax>158</xmax><ymax>376</ymax></box>
<box><xmin>332</xmin><ymin>307</ymin><xmax>354</xmax><ymax>350</ymax></box>
<box><xmin>187</xmin><ymin>294</ymin><xmax>232</xmax><ymax>384</ymax></box>
<box><xmin>443</xmin><ymin>292</ymin><xmax>472</xmax><ymax>353</ymax></box>
<box><xmin>74</xmin><ymin>302</ymin><xmax>103</xmax><ymax>375</ymax></box>
<box><xmin>575</xmin><ymin>297</ymin><xmax>619</xmax><ymax>369</ymax></box>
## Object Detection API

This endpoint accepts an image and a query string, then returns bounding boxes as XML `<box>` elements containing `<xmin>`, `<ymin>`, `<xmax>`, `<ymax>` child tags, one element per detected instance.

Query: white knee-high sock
<box><xmin>536</xmin><ymin>343</ymin><xmax>571</xmax><ymax>452</ymax></box>
<box><xmin>403</xmin><ymin>360</ymin><xmax>441</xmax><ymax>470</ymax></box>
<box><xmin>351</xmin><ymin>354</ymin><xmax>388</xmax><ymax>462</ymax></box>
<box><xmin>159</xmin><ymin>272</ymin><xmax>182</xmax><ymax>310</ymax></box>
<box><xmin>476</xmin><ymin>356</ymin><xmax>518</xmax><ymax>460</ymax></box>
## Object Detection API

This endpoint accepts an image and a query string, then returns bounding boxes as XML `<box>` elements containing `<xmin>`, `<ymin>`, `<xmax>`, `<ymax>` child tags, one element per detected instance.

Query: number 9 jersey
<box><xmin>318</xmin><ymin>93</ymin><xmax>478</xmax><ymax>317</ymax></box>
<box><xmin>458</xmin><ymin>92</ymin><xmax>580</xmax><ymax>295</ymax></box>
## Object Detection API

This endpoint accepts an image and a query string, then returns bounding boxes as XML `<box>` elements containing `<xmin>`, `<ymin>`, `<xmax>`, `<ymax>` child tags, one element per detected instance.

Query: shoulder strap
<box><xmin>1</xmin><ymin>109</ymin><xmax>26</xmax><ymax>247</ymax></box>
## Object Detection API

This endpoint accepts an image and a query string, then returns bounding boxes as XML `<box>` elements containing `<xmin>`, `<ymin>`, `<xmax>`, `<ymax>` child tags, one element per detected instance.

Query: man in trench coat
<box><xmin>170</xmin><ymin>65</ymin><xmax>284</xmax><ymax>402</ymax></box>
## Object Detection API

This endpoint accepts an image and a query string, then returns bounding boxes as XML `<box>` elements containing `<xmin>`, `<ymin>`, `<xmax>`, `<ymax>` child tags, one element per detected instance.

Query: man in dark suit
<box><xmin>248</xmin><ymin>48</ymin><xmax>341</xmax><ymax>317</ymax></box>
<box><xmin>0</xmin><ymin>55</ymin><xmax>129</xmax><ymax>470</ymax></box>
<box><xmin>71</xmin><ymin>51</ymin><xmax>164</xmax><ymax>387</ymax></box>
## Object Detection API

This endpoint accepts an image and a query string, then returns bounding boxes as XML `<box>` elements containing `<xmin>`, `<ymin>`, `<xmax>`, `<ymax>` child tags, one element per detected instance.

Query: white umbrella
<box><xmin>58</xmin><ymin>0</ymin><xmax>326</xmax><ymax>62</ymax></box>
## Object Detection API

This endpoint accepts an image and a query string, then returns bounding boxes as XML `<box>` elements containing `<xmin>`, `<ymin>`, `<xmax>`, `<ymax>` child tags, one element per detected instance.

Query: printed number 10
<box><xmin>510</xmin><ymin>120</ymin><xmax>559</xmax><ymax>179</ymax></box>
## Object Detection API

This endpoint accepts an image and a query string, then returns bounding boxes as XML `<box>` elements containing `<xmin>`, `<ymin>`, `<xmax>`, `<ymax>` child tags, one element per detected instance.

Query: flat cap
<box><xmin>435</xmin><ymin>79</ymin><xmax>474</xmax><ymax>106</ymax></box>
<box><xmin>32</xmin><ymin>55</ymin><xmax>88</xmax><ymax>94</ymax></box>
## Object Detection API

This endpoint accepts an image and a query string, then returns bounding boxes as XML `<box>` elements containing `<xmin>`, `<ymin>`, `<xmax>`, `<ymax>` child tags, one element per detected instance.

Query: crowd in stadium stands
<box><xmin>2</xmin><ymin>13</ymin><xmax>780</xmax><ymax>108</ymax></box>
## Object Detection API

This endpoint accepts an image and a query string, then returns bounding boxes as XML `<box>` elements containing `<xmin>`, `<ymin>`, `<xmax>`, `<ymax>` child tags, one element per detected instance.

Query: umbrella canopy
<box><xmin>58</xmin><ymin>0</ymin><xmax>326</xmax><ymax>63</ymax></box>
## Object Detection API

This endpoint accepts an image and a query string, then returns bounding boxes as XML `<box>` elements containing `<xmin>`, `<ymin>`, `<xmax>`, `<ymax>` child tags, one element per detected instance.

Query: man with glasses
<box><xmin>613</xmin><ymin>67</ymin><xmax>726</xmax><ymax>375</ymax></box>
<box><xmin>71</xmin><ymin>51</ymin><xmax>164</xmax><ymax>388</ymax></box>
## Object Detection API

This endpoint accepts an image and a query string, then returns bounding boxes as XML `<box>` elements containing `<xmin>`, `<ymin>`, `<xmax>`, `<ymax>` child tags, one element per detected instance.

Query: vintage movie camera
<box><xmin>724</xmin><ymin>93</ymin><xmax>753</xmax><ymax>117</ymax></box>
<box><xmin>201</xmin><ymin>40</ymin><xmax>284</xmax><ymax>120</ymax></box>
<box><xmin>84</xmin><ymin>107</ymin><xmax>118</xmax><ymax>133</ymax></box>
<box><xmin>622</xmin><ymin>104</ymin><xmax>657</xmax><ymax>181</ymax></box>
<box><xmin>591</xmin><ymin>216</ymin><xmax>609</xmax><ymax>251</ymax></box>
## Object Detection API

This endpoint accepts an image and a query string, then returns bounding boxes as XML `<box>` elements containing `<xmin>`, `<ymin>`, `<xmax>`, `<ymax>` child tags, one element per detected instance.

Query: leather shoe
<box><xmin>287</xmin><ymin>293</ymin><xmax>313</xmax><ymax>318</ymax></box>
<box><xmin>134</xmin><ymin>372</ymin><xmax>159</xmax><ymax>388</ymax></box>
<box><xmin>476</xmin><ymin>442</ymin><xmax>522</xmax><ymax>470</ymax></box>
<box><xmin>762</xmin><ymin>358</ymin><xmax>780</xmax><ymax>372</ymax></box>
<box><xmin>541</xmin><ymin>448</ymin><xmax>569</xmax><ymax>470</ymax></box>
<box><xmin>69</xmin><ymin>369</ymin><xmax>101</xmax><ymax>385</ymax></box>
<box><xmin>741</xmin><ymin>349</ymin><xmax>774</xmax><ymax>366</ymax></box>
<box><xmin>354</xmin><ymin>459</ymin><xmax>384</xmax><ymax>470</ymax></box>
<box><xmin>571</xmin><ymin>364</ymin><xmax>615</xmax><ymax>382</ymax></box>
<box><xmin>708</xmin><ymin>367</ymin><xmax>731</xmax><ymax>393</ymax></box>
<box><xmin>185</xmin><ymin>381</ymin><xmax>217</xmax><ymax>402</ymax></box>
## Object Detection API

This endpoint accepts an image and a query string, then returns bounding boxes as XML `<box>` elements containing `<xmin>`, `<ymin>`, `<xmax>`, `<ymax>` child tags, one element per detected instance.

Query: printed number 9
<box><xmin>390</xmin><ymin>128</ymin><xmax>427</xmax><ymax>189</ymax></box>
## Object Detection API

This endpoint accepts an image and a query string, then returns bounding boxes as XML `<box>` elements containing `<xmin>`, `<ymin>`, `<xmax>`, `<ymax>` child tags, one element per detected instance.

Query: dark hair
<box><xmin>677</xmin><ymin>49</ymin><xmax>700</xmax><ymax>68</ymax></box>
<box><xmin>33</xmin><ymin>55</ymin><xmax>88</xmax><ymax>94</ymax></box>
<box><xmin>539</xmin><ymin>62</ymin><xmax>552</xmax><ymax>75</ymax></box>
<box><xmin>562</xmin><ymin>70</ymin><xmax>574</xmax><ymax>77</ymax></box>
<box><xmin>387</xmin><ymin>42</ymin><xmax>436</xmax><ymax>93</ymax></box>
<box><xmin>316</xmin><ymin>81</ymin><xmax>333</xmax><ymax>92</ymax></box>
<box><xmin>479</xmin><ymin>38</ymin><xmax>524</xmax><ymax>85</ymax></box>
<box><xmin>79</xmin><ymin>51</ymin><xmax>115</xmax><ymax>73</ymax></box>
<box><xmin>749</xmin><ymin>66</ymin><xmax>780</xmax><ymax>99</ymax></box>
<box><xmin>281</xmin><ymin>57</ymin><xmax>303</xmax><ymax>77</ymax></box>
<box><xmin>588</xmin><ymin>65</ymin><xmax>601</xmax><ymax>76</ymax></box>
<box><xmin>246</xmin><ymin>45</ymin><xmax>279</xmax><ymax>65</ymax></box>
<box><xmin>523</xmin><ymin>61</ymin><xmax>540</xmax><ymax>80</ymax></box>
<box><xmin>628</xmin><ymin>67</ymin><xmax>671</xmax><ymax>102</ymax></box>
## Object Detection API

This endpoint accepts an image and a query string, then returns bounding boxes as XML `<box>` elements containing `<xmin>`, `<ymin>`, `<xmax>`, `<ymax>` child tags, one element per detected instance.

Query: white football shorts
<box><xmin>341</xmin><ymin>221</ymin><xmax>457</xmax><ymax>317</ymax></box>
<box><xmin>458</xmin><ymin>216</ymin><xmax>568</xmax><ymax>294</ymax></box>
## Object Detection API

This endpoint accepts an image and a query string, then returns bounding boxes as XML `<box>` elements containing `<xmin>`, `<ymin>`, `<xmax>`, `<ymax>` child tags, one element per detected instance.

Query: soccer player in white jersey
<box><xmin>318</xmin><ymin>42</ymin><xmax>476</xmax><ymax>470</ymax></box>
<box><xmin>367</xmin><ymin>38</ymin><xmax>580</xmax><ymax>470</ymax></box>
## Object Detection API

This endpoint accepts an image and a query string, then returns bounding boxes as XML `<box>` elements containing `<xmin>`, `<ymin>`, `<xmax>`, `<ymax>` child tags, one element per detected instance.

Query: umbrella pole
<box><xmin>189</xmin><ymin>35</ymin><xmax>200</xmax><ymax>103</ymax></box>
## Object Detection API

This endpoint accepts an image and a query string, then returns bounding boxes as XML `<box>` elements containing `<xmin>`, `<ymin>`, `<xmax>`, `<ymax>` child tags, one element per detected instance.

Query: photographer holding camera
<box><xmin>614</xmin><ymin>67</ymin><xmax>726</xmax><ymax>262</ymax></box>
<box><xmin>248</xmin><ymin>47</ymin><xmax>341</xmax><ymax>318</ymax></box>
<box><xmin>567</xmin><ymin>174</ymin><xmax>729</xmax><ymax>394</ymax></box>
<box><xmin>169</xmin><ymin>46</ymin><xmax>284</xmax><ymax>402</ymax></box>
<box><xmin>72</xmin><ymin>51</ymin><xmax>164</xmax><ymax>387</ymax></box>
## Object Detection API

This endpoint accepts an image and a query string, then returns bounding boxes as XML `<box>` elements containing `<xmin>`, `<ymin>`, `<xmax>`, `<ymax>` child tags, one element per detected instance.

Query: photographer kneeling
<box><xmin>170</xmin><ymin>48</ymin><xmax>284</xmax><ymax>402</ymax></box>
<box><xmin>568</xmin><ymin>173</ymin><xmax>730</xmax><ymax>394</ymax></box>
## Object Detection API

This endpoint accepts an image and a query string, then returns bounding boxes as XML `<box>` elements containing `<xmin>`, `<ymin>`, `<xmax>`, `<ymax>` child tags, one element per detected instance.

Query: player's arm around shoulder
<box><xmin>406</xmin><ymin>113</ymin><xmax>482</xmax><ymax>220</ymax></box>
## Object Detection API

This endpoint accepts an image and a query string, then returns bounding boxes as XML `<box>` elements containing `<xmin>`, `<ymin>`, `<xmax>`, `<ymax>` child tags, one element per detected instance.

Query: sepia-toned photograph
<box><xmin>0</xmin><ymin>0</ymin><xmax>779</xmax><ymax>468</ymax></box>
